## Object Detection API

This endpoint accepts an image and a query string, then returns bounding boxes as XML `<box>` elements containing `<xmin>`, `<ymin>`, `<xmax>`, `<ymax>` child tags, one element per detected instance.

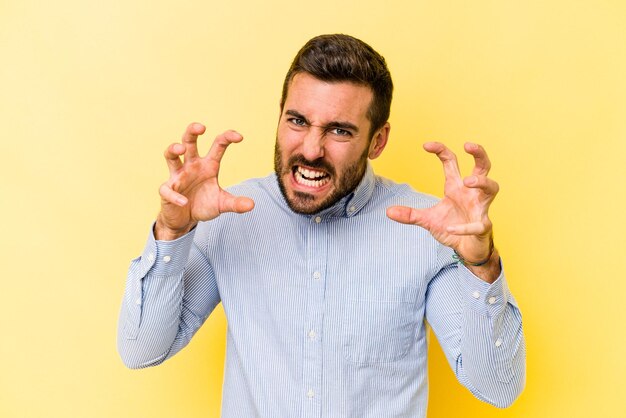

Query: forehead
<box><xmin>284</xmin><ymin>73</ymin><xmax>373</xmax><ymax>126</ymax></box>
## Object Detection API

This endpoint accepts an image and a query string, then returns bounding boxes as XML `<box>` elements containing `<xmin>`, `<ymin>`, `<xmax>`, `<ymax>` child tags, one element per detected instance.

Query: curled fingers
<box><xmin>164</xmin><ymin>143</ymin><xmax>185</xmax><ymax>174</ymax></box>
<box><xmin>206</xmin><ymin>130</ymin><xmax>244</xmax><ymax>163</ymax></box>
<box><xmin>464</xmin><ymin>142</ymin><xmax>492</xmax><ymax>176</ymax></box>
<box><xmin>446</xmin><ymin>221</ymin><xmax>490</xmax><ymax>235</ymax></box>
<box><xmin>423</xmin><ymin>142</ymin><xmax>462</xmax><ymax>181</ymax></box>
<box><xmin>463</xmin><ymin>175</ymin><xmax>499</xmax><ymax>198</ymax></box>
<box><xmin>159</xmin><ymin>182</ymin><xmax>188</xmax><ymax>207</ymax></box>
<box><xmin>181</xmin><ymin>122</ymin><xmax>206</xmax><ymax>160</ymax></box>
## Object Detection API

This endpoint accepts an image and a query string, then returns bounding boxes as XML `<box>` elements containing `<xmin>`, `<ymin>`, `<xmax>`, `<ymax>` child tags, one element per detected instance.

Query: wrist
<box><xmin>154</xmin><ymin>216</ymin><xmax>196</xmax><ymax>241</ymax></box>
<box><xmin>452</xmin><ymin>237</ymin><xmax>495</xmax><ymax>266</ymax></box>
<box><xmin>463</xmin><ymin>248</ymin><xmax>501</xmax><ymax>284</ymax></box>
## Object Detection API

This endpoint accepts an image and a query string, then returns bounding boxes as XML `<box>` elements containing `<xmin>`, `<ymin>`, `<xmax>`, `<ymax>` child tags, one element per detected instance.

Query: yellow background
<box><xmin>1</xmin><ymin>0</ymin><xmax>625</xmax><ymax>417</ymax></box>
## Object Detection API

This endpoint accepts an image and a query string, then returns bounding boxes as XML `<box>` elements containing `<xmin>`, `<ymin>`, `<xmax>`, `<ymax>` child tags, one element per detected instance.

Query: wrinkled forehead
<box><xmin>283</xmin><ymin>73</ymin><xmax>373</xmax><ymax>126</ymax></box>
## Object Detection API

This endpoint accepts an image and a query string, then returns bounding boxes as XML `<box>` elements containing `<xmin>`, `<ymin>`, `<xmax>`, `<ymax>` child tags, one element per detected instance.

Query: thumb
<box><xmin>219</xmin><ymin>190</ymin><xmax>255</xmax><ymax>214</ymax></box>
<box><xmin>386</xmin><ymin>205</ymin><xmax>427</xmax><ymax>226</ymax></box>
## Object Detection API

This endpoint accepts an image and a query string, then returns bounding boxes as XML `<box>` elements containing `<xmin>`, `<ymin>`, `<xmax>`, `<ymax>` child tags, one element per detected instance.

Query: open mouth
<box><xmin>292</xmin><ymin>165</ymin><xmax>331</xmax><ymax>188</ymax></box>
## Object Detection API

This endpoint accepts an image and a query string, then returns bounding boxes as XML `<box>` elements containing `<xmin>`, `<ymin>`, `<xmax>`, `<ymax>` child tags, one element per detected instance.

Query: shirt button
<box><xmin>308</xmin><ymin>330</ymin><xmax>317</xmax><ymax>340</ymax></box>
<box><xmin>313</xmin><ymin>271</ymin><xmax>321</xmax><ymax>280</ymax></box>
<box><xmin>306</xmin><ymin>389</ymin><xmax>315</xmax><ymax>399</ymax></box>
<box><xmin>314</xmin><ymin>216</ymin><xmax>322</xmax><ymax>223</ymax></box>
<box><xmin>147</xmin><ymin>253</ymin><xmax>155</xmax><ymax>262</ymax></box>
<box><xmin>135</xmin><ymin>298</ymin><xmax>141</xmax><ymax>305</ymax></box>
<box><xmin>472</xmin><ymin>291</ymin><xmax>481</xmax><ymax>299</ymax></box>
<box><xmin>163</xmin><ymin>255</ymin><xmax>171</xmax><ymax>263</ymax></box>
<box><xmin>488</xmin><ymin>296</ymin><xmax>497</xmax><ymax>304</ymax></box>
<box><xmin>495</xmin><ymin>338</ymin><xmax>503</xmax><ymax>347</ymax></box>
<box><xmin>348</xmin><ymin>205</ymin><xmax>356</xmax><ymax>213</ymax></box>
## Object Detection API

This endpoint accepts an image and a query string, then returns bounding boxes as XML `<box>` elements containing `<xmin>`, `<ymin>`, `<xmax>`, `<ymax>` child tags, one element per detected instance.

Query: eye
<box><xmin>330</xmin><ymin>128</ymin><xmax>351</xmax><ymax>137</ymax></box>
<box><xmin>326</xmin><ymin>127</ymin><xmax>353</xmax><ymax>141</ymax></box>
<box><xmin>287</xmin><ymin>117</ymin><xmax>307</xmax><ymax>127</ymax></box>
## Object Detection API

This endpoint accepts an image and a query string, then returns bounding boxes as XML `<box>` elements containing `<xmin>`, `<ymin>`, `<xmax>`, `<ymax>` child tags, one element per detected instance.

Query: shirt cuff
<box><xmin>458</xmin><ymin>258</ymin><xmax>511</xmax><ymax>318</ymax></box>
<box><xmin>137</xmin><ymin>222</ymin><xmax>197</xmax><ymax>277</ymax></box>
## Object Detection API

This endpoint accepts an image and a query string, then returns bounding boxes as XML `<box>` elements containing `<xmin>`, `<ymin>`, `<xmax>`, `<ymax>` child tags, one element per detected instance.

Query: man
<box><xmin>118</xmin><ymin>34</ymin><xmax>525</xmax><ymax>417</ymax></box>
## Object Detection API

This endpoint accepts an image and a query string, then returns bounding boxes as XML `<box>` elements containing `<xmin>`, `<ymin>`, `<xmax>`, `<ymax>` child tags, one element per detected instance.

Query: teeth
<box><xmin>295</xmin><ymin>169</ymin><xmax>330</xmax><ymax>188</ymax></box>
<box><xmin>297</xmin><ymin>166</ymin><xmax>326</xmax><ymax>179</ymax></box>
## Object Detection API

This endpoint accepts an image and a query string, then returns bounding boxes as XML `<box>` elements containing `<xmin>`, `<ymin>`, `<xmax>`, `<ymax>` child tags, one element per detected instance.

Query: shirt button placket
<box><xmin>301</xmin><ymin>215</ymin><xmax>326</xmax><ymax>416</ymax></box>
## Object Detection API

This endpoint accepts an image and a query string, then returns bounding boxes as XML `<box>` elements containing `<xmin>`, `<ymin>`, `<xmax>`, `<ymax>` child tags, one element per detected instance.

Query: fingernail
<box><xmin>467</xmin><ymin>176</ymin><xmax>477</xmax><ymax>185</ymax></box>
<box><xmin>177</xmin><ymin>197</ymin><xmax>188</xmax><ymax>206</ymax></box>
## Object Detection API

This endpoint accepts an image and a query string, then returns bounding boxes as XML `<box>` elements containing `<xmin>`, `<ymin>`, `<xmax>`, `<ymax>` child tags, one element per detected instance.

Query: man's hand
<box><xmin>155</xmin><ymin>123</ymin><xmax>255</xmax><ymax>240</ymax></box>
<box><xmin>386</xmin><ymin>142</ymin><xmax>500</xmax><ymax>281</ymax></box>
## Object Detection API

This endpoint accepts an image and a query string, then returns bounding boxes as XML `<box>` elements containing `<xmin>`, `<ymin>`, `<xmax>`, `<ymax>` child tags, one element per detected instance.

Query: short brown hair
<box><xmin>280</xmin><ymin>34</ymin><xmax>393</xmax><ymax>140</ymax></box>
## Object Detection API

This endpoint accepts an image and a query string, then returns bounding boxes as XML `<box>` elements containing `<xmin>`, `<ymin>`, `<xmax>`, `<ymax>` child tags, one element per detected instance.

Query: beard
<box><xmin>274</xmin><ymin>140</ymin><xmax>369</xmax><ymax>215</ymax></box>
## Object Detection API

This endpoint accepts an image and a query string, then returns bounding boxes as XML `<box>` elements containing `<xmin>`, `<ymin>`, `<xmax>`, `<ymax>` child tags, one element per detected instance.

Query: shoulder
<box><xmin>373</xmin><ymin>174</ymin><xmax>440</xmax><ymax>210</ymax></box>
<box><xmin>225</xmin><ymin>173</ymin><xmax>275</xmax><ymax>196</ymax></box>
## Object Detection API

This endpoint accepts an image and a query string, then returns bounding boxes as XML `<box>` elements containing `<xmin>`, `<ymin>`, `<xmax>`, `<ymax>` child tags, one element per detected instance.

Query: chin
<box><xmin>278</xmin><ymin>178</ymin><xmax>337</xmax><ymax>215</ymax></box>
<box><xmin>286</xmin><ymin>189</ymin><xmax>329</xmax><ymax>214</ymax></box>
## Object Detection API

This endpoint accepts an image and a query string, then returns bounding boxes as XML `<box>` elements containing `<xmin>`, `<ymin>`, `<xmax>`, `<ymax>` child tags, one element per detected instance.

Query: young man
<box><xmin>118</xmin><ymin>34</ymin><xmax>525</xmax><ymax>417</ymax></box>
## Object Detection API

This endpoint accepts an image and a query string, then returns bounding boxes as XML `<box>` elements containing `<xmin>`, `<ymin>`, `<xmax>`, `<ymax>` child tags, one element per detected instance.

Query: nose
<box><xmin>300</xmin><ymin>128</ymin><xmax>325</xmax><ymax>161</ymax></box>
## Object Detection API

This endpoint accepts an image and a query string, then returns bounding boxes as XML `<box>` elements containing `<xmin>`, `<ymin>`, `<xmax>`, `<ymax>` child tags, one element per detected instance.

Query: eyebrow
<box><xmin>285</xmin><ymin>109</ymin><xmax>359</xmax><ymax>133</ymax></box>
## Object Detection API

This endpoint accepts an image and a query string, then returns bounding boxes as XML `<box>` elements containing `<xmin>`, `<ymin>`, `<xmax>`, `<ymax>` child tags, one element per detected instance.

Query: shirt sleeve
<box><xmin>424</xmin><ymin>248</ymin><xmax>526</xmax><ymax>408</ymax></box>
<box><xmin>116</xmin><ymin>223</ymin><xmax>221</xmax><ymax>369</ymax></box>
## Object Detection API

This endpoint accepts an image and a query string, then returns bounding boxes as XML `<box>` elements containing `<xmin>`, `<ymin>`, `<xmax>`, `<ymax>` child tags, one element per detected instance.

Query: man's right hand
<box><xmin>155</xmin><ymin>123</ymin><xmax>255</xmax><ymax>240</ymax></box>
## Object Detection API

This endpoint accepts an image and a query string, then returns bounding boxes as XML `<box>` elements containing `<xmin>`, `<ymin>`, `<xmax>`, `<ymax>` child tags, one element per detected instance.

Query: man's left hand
<box><xmin>387</xmin><ymin>142</ymin><xmax>500</xmax><ymax>281</ymax></box>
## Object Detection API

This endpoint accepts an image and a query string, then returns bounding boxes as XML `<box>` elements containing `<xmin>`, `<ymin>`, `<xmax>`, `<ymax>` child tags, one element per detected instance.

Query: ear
<box><xmin>368</xmin><ymin>122</ymin><xmax>390</xmax><ymax>159</ymax></box>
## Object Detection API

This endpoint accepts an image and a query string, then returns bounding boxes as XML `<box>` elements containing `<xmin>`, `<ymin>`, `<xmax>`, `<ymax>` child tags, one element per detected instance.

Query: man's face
<box><xmin>274</xmin><ymin>73</ymin><xmax>384</xmax><ymax>215</ymax></box>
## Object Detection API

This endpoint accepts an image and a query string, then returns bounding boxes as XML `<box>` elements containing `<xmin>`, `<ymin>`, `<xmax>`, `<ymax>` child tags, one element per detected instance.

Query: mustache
<box><xmin>287</xmin><ymin>155</ymin><xmax>336</xmax><ymax>177</ymax></box>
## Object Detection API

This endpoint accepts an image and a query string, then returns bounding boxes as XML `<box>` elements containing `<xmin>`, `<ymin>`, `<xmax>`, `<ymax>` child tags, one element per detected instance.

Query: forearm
<box><xmin>426</xmin><ymin>261</ymin><xmax>526</xmax><ymax>407</ymax></box>
<box><xmin>117</xmin><ymin>225</ymin><xmax>212</xmax><ymax>369</ymax></box>
<box><xmin>117</xmin><ymin>268</ymin><xmax>185</xmax><ymax>369</ymax></box>
<box><xmin>456</xmin><ymin>266</ymin><xmax>525</xmax><ymax>407</ymax></box>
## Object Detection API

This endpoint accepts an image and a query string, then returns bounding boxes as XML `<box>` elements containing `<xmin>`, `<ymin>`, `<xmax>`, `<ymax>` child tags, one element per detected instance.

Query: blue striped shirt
<box><xmin>117</xmin><ymin>164</ymin><xmax>525</xmax><ymax>417</ymax></box>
